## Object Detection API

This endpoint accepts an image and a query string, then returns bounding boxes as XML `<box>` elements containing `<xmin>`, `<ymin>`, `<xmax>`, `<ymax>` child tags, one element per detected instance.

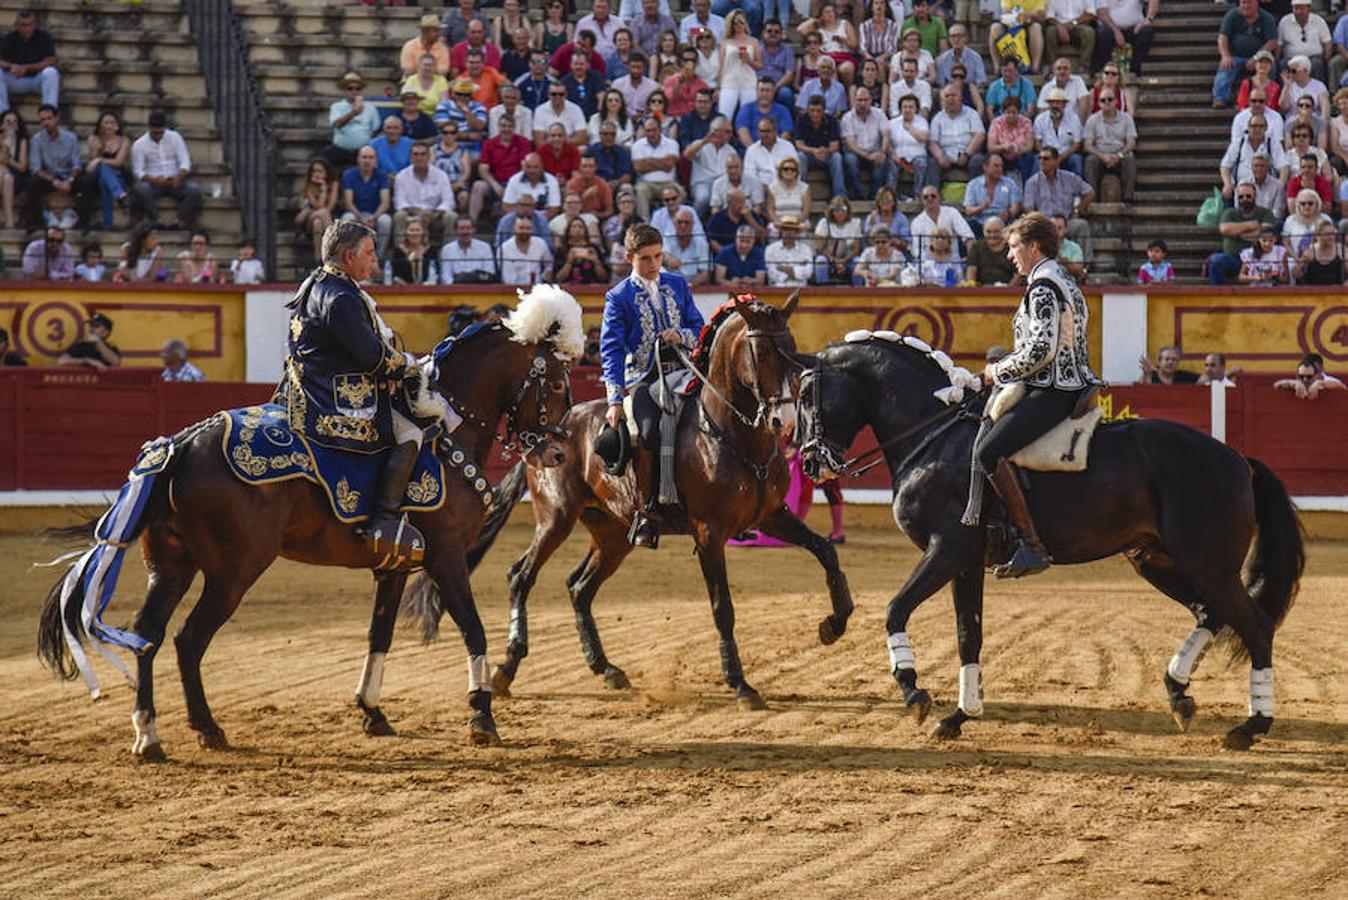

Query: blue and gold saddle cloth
<box><xmin>221</xmin><ymin>404</ymin><xmax>445</xmax><ymax>523</ymax></box>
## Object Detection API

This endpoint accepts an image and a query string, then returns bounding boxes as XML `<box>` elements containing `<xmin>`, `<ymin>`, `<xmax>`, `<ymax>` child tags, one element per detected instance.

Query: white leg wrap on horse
<box><xmin>1166</xmin><ymin>626</ymin><xmax>1214</xmax><ymax>685</ymax></box>
<box><xmin>356</xmin><ymin>651</ymin><xmax>386</xmax><ymax>708</ymax></box>
<box><xmin>131</xmin><ymin>709</ymin><xmax>159</xmax><ymax>755</ymax></box>
<box><xmin>1249</xmin><ymin>667</ymin><xmax>1274</xmax><ymax>718</ymax></box>
<box><xmin>958</xmin><ymin>664</ymin><xmax>983</xmax><ymax>717</ymax></box>
<box><xmin>508</xmin><ymin>606</ymin><xmax>524</xmax><ymax>645</ymax></box>
<box><xmin>887</xmin><ymin>631</ymin><xmax>916</xmax><ymax>673</ymax></box>
<box><xmin>467</xmin><ymin>654</ymin><xmax>490</xmax><ymax>694</ymax></box>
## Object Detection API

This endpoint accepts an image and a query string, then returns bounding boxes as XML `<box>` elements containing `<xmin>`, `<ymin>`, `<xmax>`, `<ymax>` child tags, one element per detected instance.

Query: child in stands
<box><xmin>75</xmin><ymin>243</ymin><xmax>105</xmax><ymax>282</ymax></box>
<box><xmin>230</xmin><ymin>237</ymin><xmax>265</xmax><ymax>285</ymax></box>
<box><xmin>1136</xmin><ymin>238</ymin><xmax>1173</xmax><ymax>284</ymax></box>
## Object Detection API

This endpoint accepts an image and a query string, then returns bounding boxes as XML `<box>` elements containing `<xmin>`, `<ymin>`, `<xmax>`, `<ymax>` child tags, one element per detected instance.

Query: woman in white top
<box><xmin>695</xmin><ymin>30</ymin><xmax>720</xmax><ymax>90</ymax></box>
<box><xmin>854</xmin><ymin>225</ymin><xmax>907</xmax><ymax>286</ymax></box>
<box><xmin>893</xmin><ymin>28</ymin><xmax>936</xmax><ymax>85</ymax></box>
<box><xmin>717</xmin><ymin>11</ymin><xmax>761</xmax><ymax>120</ymax></box>
<box><xmin>813</xmin><ymin>195</ymin><xmax>862</xmax><ymax>284</ymax></box>
<box><xmin>918</xmin><ymin>229</ymin><xmax>964</xmax><ymax>286</ymax></box>
<box><xmin>588</xmin><ymin>89</ymin><xmax>636</xmax><ymax>147</ymax></box>
<box><xmin>765</xmin><ymin>157</ymin><xmax>812</xmax><ymax>236</ymax></box>
<box><xmin>1282</xmin><ymin>189</ymin><xmax>1333</xmax><ymax>258</ymax></box>
<box><xmin>1328</xmin><ymin>88</ymin><xmax>1348</xmax><ymax>175</ymax></box>
<box><xmin>799</xmin><ymin>3</ymin><xmax>859</xmax><ymax>85</ymax></box>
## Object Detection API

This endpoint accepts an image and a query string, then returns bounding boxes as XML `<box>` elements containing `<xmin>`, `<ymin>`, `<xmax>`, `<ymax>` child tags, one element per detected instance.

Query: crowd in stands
<box><xmin>297</xmin><ymin>0</ymin><xmax>1166</xmax><ymax>287</ymax></box>
<box><xmin>1206</xmin><ymin>0</ymin><xmax>1348</xmax><ymax>286</ymax></box>
<box><xmin>0</xmin><ymin>9</ymin><xmax>251</xmax><ymax>284</ymax></box>
<box><xmin>12</xmin><ymin>1</ymin><xmax>1348</xmax><ymax>287</ymax></box>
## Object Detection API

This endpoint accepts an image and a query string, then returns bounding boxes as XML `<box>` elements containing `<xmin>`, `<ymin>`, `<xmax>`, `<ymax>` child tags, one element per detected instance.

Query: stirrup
<box><xmin>628</xmin><ymin>512</ymin><xmax>661</xmax><ymax>549</ymax></box>
<box><xmin>991</xmin><ymin>540</ymin><xmax>1051</xmax><ymax>579</ymax></box>
<box><xmin>362</xmin><ymin>513</ymin><xmax>426</xmax><ymax>569</ymax></box>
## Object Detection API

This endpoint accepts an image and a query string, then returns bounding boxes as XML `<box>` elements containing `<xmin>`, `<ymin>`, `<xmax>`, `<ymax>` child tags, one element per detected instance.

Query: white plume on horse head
<box><xmin>505</xmin><ymin>284</ymin><xmax>586</xmax><ymax>360</ymax></box>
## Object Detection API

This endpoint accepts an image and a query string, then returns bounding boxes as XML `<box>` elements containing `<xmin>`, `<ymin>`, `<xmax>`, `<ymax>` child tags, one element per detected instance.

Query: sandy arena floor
<box><xmin>1</xmin><ymin>510</ymin><xmax>1346</xmax><ymax>898</ymax></box>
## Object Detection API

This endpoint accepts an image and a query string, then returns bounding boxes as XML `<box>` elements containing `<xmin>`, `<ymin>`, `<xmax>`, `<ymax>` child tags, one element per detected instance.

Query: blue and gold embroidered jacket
<box><xmin>599</xmin><ymin>271</ymin><xmax>704</xmax><ymax>405</ymax></box>
<box><xmin>279</xmin><ymin>267</ymin><xmax>410</xmax><ymax>453</ymax></box>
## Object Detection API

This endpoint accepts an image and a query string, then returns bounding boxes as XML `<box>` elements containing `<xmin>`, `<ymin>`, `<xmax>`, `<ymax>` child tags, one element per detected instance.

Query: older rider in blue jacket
<box><xmin>280</xmin><ymin>219</ymin><xmax>426</xmax><ymax>565</ymax></box>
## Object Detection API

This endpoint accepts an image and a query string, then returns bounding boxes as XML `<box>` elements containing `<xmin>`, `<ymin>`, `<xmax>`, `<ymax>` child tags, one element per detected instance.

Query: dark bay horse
<box><xmin>411</xmin><ymin>296</ymin><xmax>854</xmax><ymax>709</ymax></box>
<box><xmin>38</xmin><ymin>287</ymin><xmax>584</xmax><ymax>759</ymax></box>
<box><xmin>797</xmin><ymin>335</ymin><xmax>1304</xmax><ymax>751</ymax></box>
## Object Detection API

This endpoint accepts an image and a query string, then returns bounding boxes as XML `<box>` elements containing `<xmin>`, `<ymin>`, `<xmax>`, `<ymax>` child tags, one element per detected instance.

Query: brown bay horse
<box><xmin>410</xmin><ymin>295</ymin><xmax>855</xmax><ymax>709</ymax></box>
<box><xmin>38</xmin><ymin>288</ymin><xmax>584</xmax><ymax>759</ymax></box>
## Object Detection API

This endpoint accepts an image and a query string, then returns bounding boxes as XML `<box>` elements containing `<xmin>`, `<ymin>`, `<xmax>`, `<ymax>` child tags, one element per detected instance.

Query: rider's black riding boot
<box><xmin>629</xmin><ymin>447</ymin><xmax>662</xmax><ymax>550</ymax></box>
<box><xmin>361</xmin><ymin>441</ymin><xmax>426</xmax><ymax>566</ymax></box>
<box><xmin>988</xmin><ymin>459</ymin><xmax>1051</xmax><ymax>578</ymax></box>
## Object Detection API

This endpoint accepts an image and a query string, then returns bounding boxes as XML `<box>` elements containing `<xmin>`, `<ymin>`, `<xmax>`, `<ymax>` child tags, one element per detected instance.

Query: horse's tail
<box><xmin>467</xmin><ymin>460</ymin><xmax>528</xmax><ymax>573</ymax></box>
<box><xmin>402</xmin><ymin>460</ymin><xmax>530</xmax><ymax>644</ymax></box>
<box><xmin>37</xmin><ymin>572</ymin><xmax>82</xmax><ymax>681</ymax></box>
<box><xmin>36</xmin><ymin>429</ymin><xmax>194</xmax><ymax>692</ymax></box>
<box><xmin>1244</xmin><ymin>457</ymin><xmax>1305</xmax><ymax>632</ymax></box>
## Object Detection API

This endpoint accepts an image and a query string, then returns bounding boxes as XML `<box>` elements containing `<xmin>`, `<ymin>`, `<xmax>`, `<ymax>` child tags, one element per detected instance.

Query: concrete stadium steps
<box><xmin>0</xmin><ymin>1</ymin><xmax>249</xmax><ymax>276</ymax></box>
<box><xmin>1126</xmin><ymin>0</ymin><xmax>1241</xmax><ymax>281</ymax></box>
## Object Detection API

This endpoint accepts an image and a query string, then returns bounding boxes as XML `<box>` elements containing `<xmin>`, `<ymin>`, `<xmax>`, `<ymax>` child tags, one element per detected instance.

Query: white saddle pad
<box><xmin>989</xmin><ymin>382</ymin><xmax>1102</xmax><ymax>473</ymax></box>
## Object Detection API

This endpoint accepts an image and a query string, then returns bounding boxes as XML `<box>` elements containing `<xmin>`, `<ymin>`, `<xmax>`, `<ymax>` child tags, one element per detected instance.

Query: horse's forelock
<box><xmin>505</xmin><ymin>284</ymin><xmax>585</xmax><ymax>359</ymax></box>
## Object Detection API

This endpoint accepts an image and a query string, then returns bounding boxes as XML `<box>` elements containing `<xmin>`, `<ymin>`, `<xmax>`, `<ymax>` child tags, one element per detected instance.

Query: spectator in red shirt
<box><xmin>566</xmin><ymin>152</ymin><xmax>615</xmax><ymax>218</ymax></box>
<box><xmin>450</xmin><ymin>19</ymin><xmax>501</xmax><ymax>74</ymax></box>
<box><xmin>1285</xmin><ymin>153</ymin><xmax>1333</xmax><ymax>207</ymax></box>
<box><xmin>549</xmin><ymin>30</ymin><xmax>606</xmax><ymax>79</ymax></box>
<box><xmin>539</xmin><ymin>122</ymin><xmax>581</xmax><ymax>181</ymax></box>
<box><xmin>470</xmin><ymin>112</ymin><xmax>532</xmax><ymax>223</ymax></box>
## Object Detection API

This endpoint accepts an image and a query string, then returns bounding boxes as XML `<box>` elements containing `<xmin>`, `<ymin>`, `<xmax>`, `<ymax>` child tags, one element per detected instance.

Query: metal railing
<box><xmin>183</xmin><ymin>0</ymin><xmax>277</xmax><ymax>280</ymax></box>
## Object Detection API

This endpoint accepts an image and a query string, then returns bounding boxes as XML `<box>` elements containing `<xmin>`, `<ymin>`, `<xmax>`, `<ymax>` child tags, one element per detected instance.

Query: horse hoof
<box><xmin>818</xmin><ymin>616</ymin><xmax>843</xmax><ymax>646</ymax></box>
<box><xmin>469</xmin><ymin>714</ymin><xmax>502</xmax><ymax>747</ymax></box>
<box><xmin>737</xmin><ymin>689</ymin><xmax>768</xmax><ymax>711</ymax></box>
<box><xmin>490</xmin><ymin>666</ymin><xmax>513</xmax><ymax>698</ymax></box>
<box><xmin>1171</xmin><ymin>697</ymin><xmax>1197</xmax><ymax>733</ymax></box>
<box><xmin>197</xmin><ymin>730</ymin><xmax>229</xmax><ymax>751</ymax></box>
<box><xmin>1221</xmin><ymin>728</ymin><xmax>1255</xmax><ymax>752</ymax></box>
<box><xmin>362</xmin><ymin>710</ymin><xmax>396</xmax><ymax>737</ymax></box>
<box><xmin>930</xmin><ymin>715</ymin><xmax>963</xmax><ymax>741</ymax></box>
<box><xmin>603</xmin><ymin>667</ymin><xmax>631</xmax><ymax>690</ymax></box>
<box><xmin>907</xmin><ymin>690</ymin><xmax>932</xmax><ymax>725</ymax></box>
<box><xmin>135</xmin><ymin>742</ymin><xmax>167</xmax><ymax>763</ymax></box>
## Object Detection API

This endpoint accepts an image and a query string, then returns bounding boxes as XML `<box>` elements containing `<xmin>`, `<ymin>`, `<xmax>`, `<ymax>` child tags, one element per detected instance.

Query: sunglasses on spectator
<box><xmin>649</xmin><ymin>96</ymin><xmax>666</xmax><ymax>103</ymax></box>
<box><xmin>550</xmin><ymin>90</ymin><xmax>566</xmax><ymax>97</ymax></box>
<box><xmin>780</xmin><ymin>165</ymin><xmax>798</xmax><ymax>172</ymax></box>
<box><xmin>1298</xmin><ymin>201</ymin><xmax>1316</xmax><ymax>207</ymax></box>
<box><xmin>1100</xmin><ymin>96</ymin><xmax>1116</xmax><ymax>103</ymax></box>
<box><xmin>1299</xmin><ymin>374</ymin><xmax>1316</xmax><ymax>383</ymax></box>
<box><xmin>1103</xmin><ymin>69</ymin><xmax>1119</xmax><ymax>76</ymax></box>
<box><xmin>1250</xmin><ymin>97</ymin><xmax>1266</xmax><ymax>103</ymax></box>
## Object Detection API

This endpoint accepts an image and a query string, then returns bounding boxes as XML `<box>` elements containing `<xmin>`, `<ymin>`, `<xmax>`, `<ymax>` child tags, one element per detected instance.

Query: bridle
<box><xmin>440</xmin><ymin>343</ymin><xmax>572</xmax><ymax>458</ymax></box>
<box><xmin>672</xmin><ymin>320</ymin><xmax>804</xmax><ymax>432</ymax></box>
<box><xmin>799</xmin><ymin>356</ymin><xmax>977</xmax><ymax>479</ymax></box>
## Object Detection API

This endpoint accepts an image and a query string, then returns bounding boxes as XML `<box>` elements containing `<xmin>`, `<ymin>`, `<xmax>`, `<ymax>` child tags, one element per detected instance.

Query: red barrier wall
<box><xmin>3</xmin><ymin>369</ymin><xmax>1347</xmax><ymax>496</ymax></box>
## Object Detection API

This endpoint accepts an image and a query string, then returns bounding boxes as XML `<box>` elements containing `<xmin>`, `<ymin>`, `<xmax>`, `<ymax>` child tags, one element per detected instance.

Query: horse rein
<box><xmin>799</xmin><ymin>357</ymin><xmax>978</xmax><ymax>479</ymax></box>
<box><xmin>671</xmin><ymin>324</ymin><xmax>798</xmax><ymax>432</ymax></box>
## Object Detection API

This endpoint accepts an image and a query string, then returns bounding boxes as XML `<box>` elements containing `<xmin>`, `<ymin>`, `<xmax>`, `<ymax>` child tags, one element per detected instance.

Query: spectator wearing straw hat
<box><xmin>434</xmin><ymin>77</ymin><xmax>489</xmax><ymax>157</ymax></box>
<box><xmin>323</xmin><ymin>72</ymin><xmax>382</xmax><ymax>168</ymax></box>
<box><xmin>402</xmin><ymin>14</ymin><xmax>452</xmax><ymax>76</ymax></box>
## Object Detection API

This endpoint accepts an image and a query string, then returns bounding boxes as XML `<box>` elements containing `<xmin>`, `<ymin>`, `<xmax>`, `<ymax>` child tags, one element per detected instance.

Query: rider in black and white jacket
<box><xmin>975</xmin><ymin>211</ymin><xmax>1102</xmax><ymax>578</ymax></box>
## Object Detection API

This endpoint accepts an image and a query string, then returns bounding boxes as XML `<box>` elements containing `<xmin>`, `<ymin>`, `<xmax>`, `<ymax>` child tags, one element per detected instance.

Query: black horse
<box><xmin>797</xmin><ymin>335</ymin><xmax>1304</xmax><ymax>751</ymax></box>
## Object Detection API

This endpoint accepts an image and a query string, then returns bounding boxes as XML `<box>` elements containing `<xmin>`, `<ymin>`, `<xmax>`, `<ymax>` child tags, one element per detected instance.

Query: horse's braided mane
<box><xmin>825</xmin><ymin>331</ymin><xmax>984</xmax><ymax>405</ymax></box>
<box><xmin>690</xmin><ymin>299</ymin><xmax>776</xmax><ymax>376</ymax></box>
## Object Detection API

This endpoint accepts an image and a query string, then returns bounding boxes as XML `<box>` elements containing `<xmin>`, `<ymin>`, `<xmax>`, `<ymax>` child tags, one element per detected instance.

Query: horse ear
<box><xmin>781</xmin><ymin>290</ymin><xmax>800</xmax><ymax>320</ymax></box>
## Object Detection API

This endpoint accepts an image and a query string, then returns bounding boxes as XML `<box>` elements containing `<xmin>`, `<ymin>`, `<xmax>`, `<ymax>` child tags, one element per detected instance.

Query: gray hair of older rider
<box><xmin>162</xmin><ymin>338</ymin><xmax>189</xmax><ymax>360</ymax></box>
<box><xmin>322</xmin><ymin>219</ymin><xmax>376</xmax><ymax>267</ymax></box>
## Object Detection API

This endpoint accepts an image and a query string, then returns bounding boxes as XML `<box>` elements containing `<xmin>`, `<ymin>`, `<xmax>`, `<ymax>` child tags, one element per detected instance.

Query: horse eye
<box><xmin>549</xmin><ymin>380</ymin><xmax>567</xmax><ymax>393</ymax></box>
